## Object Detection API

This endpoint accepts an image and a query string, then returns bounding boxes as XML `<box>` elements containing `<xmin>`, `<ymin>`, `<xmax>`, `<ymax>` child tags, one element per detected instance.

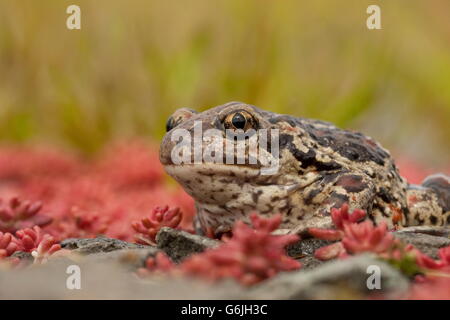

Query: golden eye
<box><xmin>224</xmin><ymin>110</ymin><xmax>256</xmax><ymax>131</ymax></box>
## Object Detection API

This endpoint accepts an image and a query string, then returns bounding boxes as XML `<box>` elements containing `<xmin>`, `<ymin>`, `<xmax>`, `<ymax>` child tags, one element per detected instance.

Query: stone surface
<box><xmin>285</xmin><ymin>238</ymin><xmax>330</xmax><ymax>270</ymax></box>
<box><xmin>156</xmin><ymin>227</ymin><xmax>220</xmax><ymax>262</ymax></box>
<box><xmin>11</xmin><ymin>251</ymin><xmax>33</xmax><ymax>261</ymax></box>
<box><xmin>0</xmin><ymin>257</ymin><xmax>246</xmax><ymax>299</ymax></box>
<box><xmin>286</xmin><ymin>238</ymin><xmax>331</xmax><ymax>258</ymax></box>
<box><xmin>394</xmin><ymin>231</ymin><xmax>450</xmax><ymax>259</ymax></box>
<box><xmin>395</xmin><ymin>226</ymin><xmax>450</xmax><ymax>238</ymax></box>
<box><xmin>8</xmin><ymin>228</ymin><xmax>445</xmax><ymax>299</ymax></box>
<box><xmin>61</xmin><ymin>237</ymin><xmax>148</xmax><ymax>255</ymax></box>
<box><xmin>298</xmin><ymin>255</ymin><xmax>325</xmax><ymax>271</ymax></box>
<box><xmin>248</xmin><ymin>255</ymin><xmax>409</xmax><ymax>299</ymax></box>
<box><xmin>0</xmin><ymin>252</ymin><xmax>410</xmax><ymax>299</ymax></box>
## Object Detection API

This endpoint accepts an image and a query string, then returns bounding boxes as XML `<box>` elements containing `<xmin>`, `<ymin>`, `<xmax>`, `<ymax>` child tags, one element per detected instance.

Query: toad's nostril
<box><xmin>165</xmin><ymin>108</ymin><xmax>199</xmax><ymax>132</ymax></box>
<box><xmin>166</xmin><ymin>117</ymin><xmax>175</xmax><ymax>132</ymax></box>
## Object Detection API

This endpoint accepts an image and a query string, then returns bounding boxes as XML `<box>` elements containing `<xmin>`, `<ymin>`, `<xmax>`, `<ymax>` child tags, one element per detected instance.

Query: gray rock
<box><xmin>156</xmin><ymin>227</ymin><xmax>220</xmax><ymax>262</ymax></box>
<box><xmin>393</xmin><ymin>231</ymin><xmax>450</xmax><ymax>259</ymax></box>
<box><xmin>285</xmin><ymin>238</ymin><xmax>330</xmax><ymax>271</ymax></box>
<box><xmin>60</xmin><ymin>237</ymin><xmax>149</xmax><ymax>255</ymax></box>
<box><xmin>248</xmin><ymin>255</ymin><xmax>409</xmax><ymax>299</ymax></box>
<box><xmin>395</xmin><ymin>226</ymin><xmax>450</xmax><ymax>238</ymax></box>
<box><xmin>286</xmin><ymin>238</ymin><xmax>331</xmax><ymax>258</ymax></box>
<box><xmin>298</xmin><ymin>255</ymin><xmax>325</xmax><ymax>271</ymax></box>
<box><xmin>11</xmin><ymin>251</ymin><xmax>33</xmax><ymax>261</ymax></box>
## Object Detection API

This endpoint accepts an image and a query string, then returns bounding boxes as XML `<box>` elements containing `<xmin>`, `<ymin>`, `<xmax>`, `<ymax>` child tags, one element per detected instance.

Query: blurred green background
<box><xmin>0</xmin><ymin>0</ymin><xmax>448</xmax><ymax>167</ymax></box>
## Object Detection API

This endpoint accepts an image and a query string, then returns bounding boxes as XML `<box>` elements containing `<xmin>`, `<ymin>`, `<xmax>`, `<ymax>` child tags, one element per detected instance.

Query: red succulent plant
<box><xmin>15</xmin><ymin>226</ymin><xmax>62</xmax><ymax>263</ymax></box>
<box><xmin>0</xmin><ymin>231</ymin><xmax>19</xmax><ymax>258</ymax></box>
<box><xmin>0</xmin><ymin>226</ymin><xmax>62</xmax><ymax>264</ymax></box>
<box><xmin>310</xmin><ymin>204</ymin><xmax>396</xmax><ymax>260</ymax></box>
<box><xmin>413</xmin><ymin>246</ymin><xmax>450</xmax><ymax>274</ymax></box>
<box><xmin>140</xmin><ymin>214</ymin><xmax>301</xmax><ymax>286</ymax></box>
<box><xmin>0</xmin><ymin>197</ymin><xmax>52</xmax><ymax>233</ymax></box>
<box><xmin>30</xmin><ymin>235</ymin><xmax>62</xmax><ymax>264</ymax></box>
<box><xmin>132</xmin><ymin>206</ymin><xmax>183</xmax><ymax>245</ymax></box>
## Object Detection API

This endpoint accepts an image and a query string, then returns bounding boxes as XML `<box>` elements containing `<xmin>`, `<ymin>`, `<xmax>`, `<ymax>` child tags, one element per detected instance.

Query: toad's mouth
<box><xmin>163</xmin><ymin>163</ymin><xmax>263</xmax><ymax>182</ymax></box>
<box><xmin>162</xmin><ymin>153</ymin><xmax>281</xmax><ymax>178</ymax></box>
<box><xmin>159</xmin><ymin>140</ymin><xmax>281</xmax><ymax>175</ymax></box>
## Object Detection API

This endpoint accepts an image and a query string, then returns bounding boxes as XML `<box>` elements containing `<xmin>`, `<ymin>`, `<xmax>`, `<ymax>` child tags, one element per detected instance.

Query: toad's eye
<box><xmin>224</xmin><ymin>110</ymin><xmax>257</xmax><ymax>131</ymax></box>
<box><xmin>231</xmin><ymin>112</ymin><xmax>246</xmax><ymax>129</ymax></box>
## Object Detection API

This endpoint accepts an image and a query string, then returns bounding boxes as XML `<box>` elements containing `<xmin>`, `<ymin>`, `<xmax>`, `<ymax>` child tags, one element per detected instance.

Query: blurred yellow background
<box><xmin>0</xmin><ymin>0</ymin><xmax>448</xmax><ymax>167</ymax></box>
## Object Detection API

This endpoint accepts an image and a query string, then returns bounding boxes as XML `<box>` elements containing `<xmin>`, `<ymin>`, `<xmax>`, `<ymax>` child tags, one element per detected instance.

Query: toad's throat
<box><xmin>164</xmin><ymin>163</ymin><xmax>319</xmax><ymax>206</ymax></box>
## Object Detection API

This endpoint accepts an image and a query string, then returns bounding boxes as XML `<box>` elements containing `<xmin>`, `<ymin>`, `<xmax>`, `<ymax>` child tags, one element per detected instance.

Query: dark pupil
<box><xmin>231</xmin><ymin>113</ymin><xmax>246</xmax><ymax>129</ymax></box>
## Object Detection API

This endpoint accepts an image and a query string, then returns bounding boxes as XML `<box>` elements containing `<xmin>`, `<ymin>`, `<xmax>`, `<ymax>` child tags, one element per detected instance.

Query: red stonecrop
<box><xmin>309</xmin><ymin>204</ymin><xmax>450</xmax><ymax>293</ymax></box>
<box><xmin>140</xmin><ymin>214</ymin><xmax>301</xmax><ymax>286</ymax></box>
<box><xmin>94</xmin><ymin>141</ymin><xmax>165</xmax><ymax>190</ymax></box>
<box><xmin>0</xmin><ymin>141</ymin><xmax>195</xmax><ymax>242</ymax></box>
<box><xmin>30</xmin><ymin>235</ymin><xmax>62</xmax><ymax>264</ymax></box>
<box><xmin>403</xmin><ymin>246</ymin><xmax>450</xmax><ymax>299</ymax></box>
<box><xmin>414</xmin><ymin>246</ymin><xmax>450</xmax><ymax>274</ymax></box>
<box><xmin>16</xmin><ymin>226</ymin><xmax>50</xmax><ymax>251</ymax></box>
<box><xmin>431</xmin><ymin>246</ymin><xmax>450</xmax><ymax>271</ymax></box>
<box><xmin>309</xmin><ymin>204</ymin><xmax>396</xmax><ymax>260</ymax></box>
<box><xmin>342</xmin><ymin>221</ymin><xmax>395</xmax><ymax>254</ymax></box>
<box><xmin>0</xmin><ymin>197</ymin><xmax>52</xmax><ymax>233</ymax></box>
<box><xmin>0</xmin><ymin>226</ymin><xmax>61</xmax><ymax>263</ymax></box>
<box><xmin>309</xmin><ymin>203</ymin><xmax>366</xmax><ymax>240</ymax></box>
<box><xmin>181</xmin><ymin>217</ymin><xmax>301</xmax><ymax>285</ymax></box>
<box><xmin>0</xmin><ymin>231</ymin><xmax>19</xmax><ymax>258</ymax></box>
<box><xmin>132</xmin><ymin>206</ymin><xmax>183</xmax><ymax>245</ymax></box>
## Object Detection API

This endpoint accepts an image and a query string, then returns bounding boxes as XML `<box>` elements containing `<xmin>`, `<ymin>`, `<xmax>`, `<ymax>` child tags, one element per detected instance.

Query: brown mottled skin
<box><xmin>160</xmin><ymin>102</ymin><xmax>450</xmax><ymax>236</ymax></box>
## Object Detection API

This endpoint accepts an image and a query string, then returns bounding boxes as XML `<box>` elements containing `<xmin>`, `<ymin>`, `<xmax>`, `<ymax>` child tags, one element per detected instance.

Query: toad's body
<box><xmin>160</xmin><ymin>102</ymin><xmax>450</xmax><ymax>235</ymax></box>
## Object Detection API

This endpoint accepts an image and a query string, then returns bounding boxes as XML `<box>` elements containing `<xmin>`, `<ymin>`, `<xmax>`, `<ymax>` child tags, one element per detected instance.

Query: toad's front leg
<box><xmin>291</xmin><ymin>172</ymin><xmax>377</xmax><ymax>236</ymax></box>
